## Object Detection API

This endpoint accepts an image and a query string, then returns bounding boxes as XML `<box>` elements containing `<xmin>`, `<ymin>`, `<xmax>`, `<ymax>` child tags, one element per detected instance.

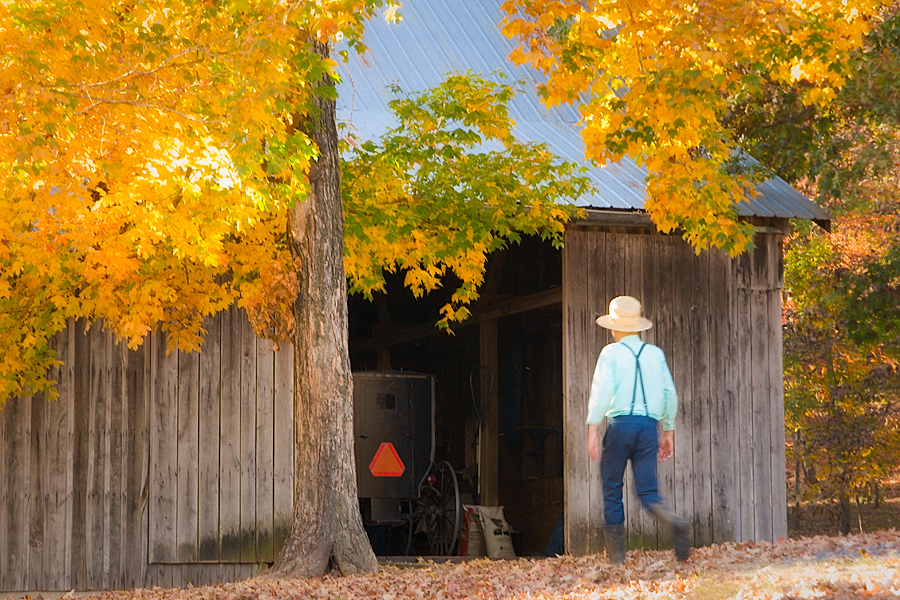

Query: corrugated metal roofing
<box><xmin>335</xmin><ymin>0</ymin><xmax>831</xmax><ymax>224</ymax></box>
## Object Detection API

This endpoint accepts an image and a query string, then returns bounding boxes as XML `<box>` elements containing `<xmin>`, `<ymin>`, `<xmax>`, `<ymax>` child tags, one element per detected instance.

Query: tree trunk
<box><xmin>837</xmin><ymin>493</ymin><xmax>851</xmax><ymax>535</ymax></box>
<box><xmin>267</xmin><ymin>40</ymin><xmax>378</xmax><ymax>578</ymax></box>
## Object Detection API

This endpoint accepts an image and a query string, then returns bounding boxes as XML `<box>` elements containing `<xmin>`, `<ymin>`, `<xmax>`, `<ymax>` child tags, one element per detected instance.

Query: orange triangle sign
<box><xmin>369</xmin><ymin>442</ymin><xmax>405</xmax><ymax>477</ymax></box>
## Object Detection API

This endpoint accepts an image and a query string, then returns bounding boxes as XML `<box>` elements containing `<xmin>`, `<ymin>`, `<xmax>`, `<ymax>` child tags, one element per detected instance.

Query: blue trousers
<box><xmin>600</xmin><ymin>415</ymin><xmax>664</xmax><ymax>526</ymax></box>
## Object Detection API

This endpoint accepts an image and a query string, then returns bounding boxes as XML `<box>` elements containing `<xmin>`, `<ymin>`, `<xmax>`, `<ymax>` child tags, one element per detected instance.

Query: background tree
<box><xmin>727</xmin><ymin>4</ymin><xmax>900</xmax><ymax>532</ymax></box>
<box><xmin>783</xmin><ymin>222</ymin><xmax>900</xmax><ymax>533</ymax></box>
<box><xmin>1</xmin><ymin>1</ymin><xmax>587</xmax><ymax>577</ymax></box>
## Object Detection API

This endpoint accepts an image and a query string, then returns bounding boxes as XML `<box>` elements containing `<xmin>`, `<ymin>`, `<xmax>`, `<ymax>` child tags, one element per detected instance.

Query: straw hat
<box><xmin>595</xmin><ymin>296</ymin><xmax>653</xmax><ymax>332</ymax></box>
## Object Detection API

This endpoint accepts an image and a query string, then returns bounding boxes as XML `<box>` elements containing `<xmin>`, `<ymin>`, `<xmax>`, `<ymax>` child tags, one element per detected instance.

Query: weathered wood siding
<box><xmin>0</xmin><ymin>307</ymin><xmax>292</xmax><ymax>592</ymax></box>
<box><xmin>563</xmin><ymin>227</ymin><xmax>787</xmax><ymax>555</ymax></box>
<box><xmin>1</xmin><ymin>226</ymin><xmax>790</xmax><ymax>590</ymax></box>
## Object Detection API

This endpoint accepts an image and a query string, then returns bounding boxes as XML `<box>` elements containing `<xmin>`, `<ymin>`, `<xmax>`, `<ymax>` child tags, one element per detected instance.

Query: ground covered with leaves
<box><xmin>31</xmin><ymin>530</ymin><xmax>900</xmax><ymax>600</ymax></box>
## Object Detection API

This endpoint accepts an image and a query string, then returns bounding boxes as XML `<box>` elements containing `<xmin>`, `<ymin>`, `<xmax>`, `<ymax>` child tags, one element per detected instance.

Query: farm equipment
<box><xmin>353</xmin><ymin>371</ymin><xmax>462</xmax><ymax>556</ymax></box>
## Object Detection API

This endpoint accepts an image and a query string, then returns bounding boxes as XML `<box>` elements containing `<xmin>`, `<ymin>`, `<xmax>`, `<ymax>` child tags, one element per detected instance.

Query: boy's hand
<box><xmin>658</xmin><ymin>430</ymin><xmax>674</xmax><ymax>463</ymax></box>
<box><xmin>588</xmin><ymin>425</ymin><xmax>599</xmax><ymax>462</ymax></box>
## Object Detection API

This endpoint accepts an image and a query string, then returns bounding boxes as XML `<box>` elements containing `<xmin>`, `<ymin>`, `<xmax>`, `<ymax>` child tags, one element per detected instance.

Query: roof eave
<box><xmin>573</xmin><ymin>207</ymin><xmax>830</xmax><ymax>234</ymax></box>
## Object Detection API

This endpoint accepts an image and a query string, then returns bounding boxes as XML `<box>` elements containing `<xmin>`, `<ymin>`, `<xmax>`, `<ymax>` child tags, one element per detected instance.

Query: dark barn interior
<box><xmin>348</xmin><ymin>236</ymin><xmax>565</xmax><ymax>557</ymax></box>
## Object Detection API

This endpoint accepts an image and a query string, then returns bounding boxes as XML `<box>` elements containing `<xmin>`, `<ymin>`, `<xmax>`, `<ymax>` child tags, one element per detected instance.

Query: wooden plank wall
<box><xmin>0</xmin><ymin>306</ymin><xmax>292</xmax><ymax>592</ymax></box>
<box><xmin>563</xmin><ymin>228</ymin><xmax>788</xmax><ymax>555</ymax></box>
<box><xmin>1</xmin><ymin>227</ymin><xmax>789</xmax><ymax>588</ymax></box>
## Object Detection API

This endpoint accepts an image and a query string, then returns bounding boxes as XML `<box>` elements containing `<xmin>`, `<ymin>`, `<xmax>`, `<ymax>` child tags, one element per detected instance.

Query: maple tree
<box><xmin>1</xmin><ymin>0</ymin><xmax>335</xmax><ymax>400</ymax></box>
<box><xmin>501</xmin><ymin>0</ymin><xmax>886</xmax><ymax>255</ymax></box>
<box><xmin>342</xmin><ymin>71</ymin><xmax>590</xmax><ymax>327</ymax></box>
<box><xmin>0</xmin><ymin>0</ymin><xmax>588</xmax><ymax>577</ymax></box>
<box><xmin>727</xmin><ymin>5</ymin><xmax>900</xmax><ymax>217</ymax></box>
<box><xmin>1</xmin><ymin>0</ymin><xmax>391</xmax><ymax>577</ymax></box>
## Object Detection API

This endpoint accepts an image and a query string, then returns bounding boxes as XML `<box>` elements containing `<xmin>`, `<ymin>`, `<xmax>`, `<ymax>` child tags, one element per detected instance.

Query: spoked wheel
<box><xmin>420</xmin><ymin>461</ymin><xmax>461</xmax><ymax>556</ymax></box>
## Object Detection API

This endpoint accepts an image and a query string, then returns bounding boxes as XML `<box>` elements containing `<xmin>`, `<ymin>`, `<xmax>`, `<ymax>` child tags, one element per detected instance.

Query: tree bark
<box><xmin>837</xmin><ymin>493</ymin><xmax>851</xmax><ymax>536</ymax></box>
<box><xmin>266</xmin><ymin>40</ymin><xmax>378</xmax><ymax>578</ymax></box>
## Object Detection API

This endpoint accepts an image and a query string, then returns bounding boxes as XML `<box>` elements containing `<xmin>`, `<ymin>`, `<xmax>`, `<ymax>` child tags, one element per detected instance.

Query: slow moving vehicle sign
<box><xmin>368</xmin><ymin>442</ymin><xmax>405</xmax><ymax>477</ymax></box>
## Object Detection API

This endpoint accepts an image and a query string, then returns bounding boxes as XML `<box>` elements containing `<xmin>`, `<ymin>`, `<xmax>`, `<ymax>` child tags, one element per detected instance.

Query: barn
<box><xmin>0</xmin><ymin>0</ymin><xmax>830</xmax><ymax>593</ymax></box>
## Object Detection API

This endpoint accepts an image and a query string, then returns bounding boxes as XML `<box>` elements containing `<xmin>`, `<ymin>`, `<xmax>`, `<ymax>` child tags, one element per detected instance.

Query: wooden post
<box><xmin>479</xmin><ymin>319</ymin><xmax>499</xmax><ymax>506</ymax></box>
<box><xmin>375</xmin><ymin>293</ymin><xmax>392</xmax><ymax>371</ymax></box>
<box><xmin>563</xmin><ymin>228</ymin><xmax>607</xmax><ymax>556</ymax></box>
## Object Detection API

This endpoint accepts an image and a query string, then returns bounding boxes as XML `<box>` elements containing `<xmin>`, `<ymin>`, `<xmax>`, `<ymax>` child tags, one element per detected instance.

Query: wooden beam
<box><xmin>572</xmin><ymin>210</ymin><xmax>797</xmax><ymax>235</ymax></box>
<box><xmin>479</xmin><ymin>287</ymin><xmax>561</xmax><ymax>321</ymax></box>
<box><xmin>348</xmin><ymin>287</ymin><xmax>562</xmax><ymax>355</ymax></box>
<box><xmin>571</xmin><ymin>209</ymin><xmax>656</xmax><ymax>229</ymax></box>
<box><xmin>349</xmin><ymin>321</ymin><xmax>438</xmax><ymax>355</ymax></box>
<box><xmin>478</xmin><ymin>319</ymin><xmax>499</xmax><ymax>507</ymax></box>
<box><xmin>482</xmin><ymin>252</ymin><xmax>507</xmax><ymax>298</ymax></box>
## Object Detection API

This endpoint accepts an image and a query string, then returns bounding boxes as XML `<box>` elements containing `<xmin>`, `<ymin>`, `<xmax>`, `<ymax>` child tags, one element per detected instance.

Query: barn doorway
<box><xmin>348</xmin><ymin>235</ymin><xmax>564</xmax><ymax>557</ymax></box>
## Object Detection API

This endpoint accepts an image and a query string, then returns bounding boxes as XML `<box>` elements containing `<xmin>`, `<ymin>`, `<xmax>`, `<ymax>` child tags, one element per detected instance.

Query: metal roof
<box><xmin>335</xmin><ymin>0</ymin><xmax>831</xmax><ymax>224</ymax></box>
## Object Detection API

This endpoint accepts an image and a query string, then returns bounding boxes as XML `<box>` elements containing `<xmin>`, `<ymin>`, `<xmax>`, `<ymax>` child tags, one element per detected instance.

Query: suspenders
<box><xmin>621</xmin><ymin>343</ymin><xmax>648</xmax><ymax>416</ymax></box>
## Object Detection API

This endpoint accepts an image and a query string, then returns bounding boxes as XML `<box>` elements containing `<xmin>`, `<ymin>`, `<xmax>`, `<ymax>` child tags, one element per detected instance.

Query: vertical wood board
<box><xmin>70</xmin><ymin>321</ymin><xmax>90</xmax><ymax>588</ymax></box>
<box><xmin>585</xmin><ymin>231</ymin><xmax>609</xmax><ymax>553</ymax></box>
<box><xmin>199</xmin><ymin>313</ymin><xmax>223</xmax><ymax>563</ymax></box>
<box><xmin>29</xmin><ymin>391</ymin><xmax>44</xmax><ymax>589</ymax></box>
<box><xmin>751</xmin><ymin>289</ymin><xmax>774</xmax><ymax>541</ymax></box>
<box><xmin>769</xmin><ymin>288</ymin><xmax>788</xmax><ymax>540</ymax></box>
<box><xmin>479</xmin><ymin>318</ymin><xmax>499</xmax><ymax>507</ymax></box>
<box><xmin>86</xmin><ymin>325</ymin><xmax>108</xmax><ymax>586</ymax></box>
<box><xmin>107</xmin><ymin>341</ymin><xmax>126</xmax><ymax>589</ymax></box>
<box><xmin>2</xmin><ymin>394</ymin><xmax>26</xmax><ymax>590</ymax></box>
<box><xmin>562</xmin><ymin>229</ymin><xmax>595</xmax><ymax>555</ymax></box>
<box><xmin>0</xmin><ymin>387</ymin><xmax>7</xmax><ymax>591</ymax></box>
<box><xmin>44</xmin><ymin>329</ymin><xmax>71</xmax><ymax>589</ymax></box>
<box><xmin>735</xmin><ymin>284</ymin><xmax>755</xmax><ymax>542</ymax></box>
<box><xmin>709</xmin><ymin>249</ymin><xmax>736</xmax><ymax>543</ymax></box>
<box><xmin>255</xmin><ymin>338</ymin><xmax>276</xmax><ymax>562</ymax></box>
<box><xmin>654</xmin><ymin>236</ymin><xmax>678</xmax><ymax>527</ymax></box>
<box><xmin>671</xmin><ymin>241</ymin><xmax>694</xmax><ymax>533</ymax></box>
<box><xmin>239</xmin><ymin>312</ymin><xmax>258</xmax><ymax>563</ymax></box>
<box><xmin>691</xmin><ymin>249</ymin><xmax>713</xmax><ymax>546</ymax></box>
<box><xmin>124</xmin><ymin>342</ymin><xmax>150</xmax><ymax>588</ymax></box>
<box><xmin>219</xmin><ymin>306</ymin><xmax>243</xmax><ymax>563</ymax></box>
<box><xmin>149</xmin><ymin>332</ymin><xmax>179</xmax><ymax>563</ymax></box>
<box><xmin>176</xmin><ymin>350</ymin><xmax>200</xmax><ymax>563</ymax></box>
<box><xmin>273</xmin><ymin>342</ymin><xmax>294</xmax><ymax>554</ymax></box>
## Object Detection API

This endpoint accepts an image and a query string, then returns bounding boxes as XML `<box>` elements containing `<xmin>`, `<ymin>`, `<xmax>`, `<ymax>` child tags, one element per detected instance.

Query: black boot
<box><xmin>602</xmin><ymin>525</ymin><xmax>626</xmax><ymax>565</ymax></box>
<box><xmin>649</xmin><ymin>503</ymin><xmax>691</xmax><ymax>562</ymax></box>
